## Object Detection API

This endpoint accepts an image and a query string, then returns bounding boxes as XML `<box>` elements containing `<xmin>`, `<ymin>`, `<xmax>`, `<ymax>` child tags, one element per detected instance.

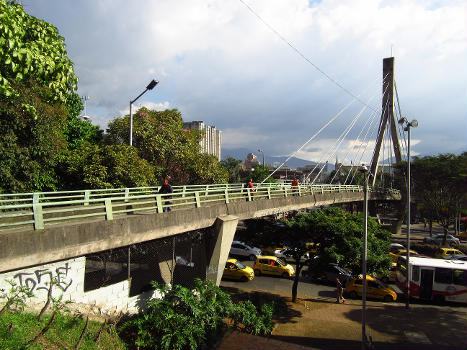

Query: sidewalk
<box><xmin>217</xmin><ymin>292</ymin><xmax>467</xmax><ymax>350</ymax></box>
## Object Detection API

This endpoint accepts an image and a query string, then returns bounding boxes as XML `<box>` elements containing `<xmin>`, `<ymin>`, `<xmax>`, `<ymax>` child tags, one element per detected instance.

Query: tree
<box><xmin>106</xmin><ymin>107</ymin><xmax>228</xmax><ymax>184</ymax></box>
<box><xmin>0</xmin><ymin>82</ymin><xmax>69</xmax><ymax>192</ymax></box>
<box><xmin>241</xmin><ymin>164</ymin><xmax>276</xmax><ymax>184</ymax></box>
<box><xmin>220</xmin><ymin>157</ymin><xmax>242</xmax><ymax>183</ymax></box>
<box><xmin>0</xmin><ymin>0</ymin><xmax>78</xmax><ymax>104</ymax></box>
<box><xmin>409</xmin><ymin>153</ymin><xmax>467</xmax><ymax>244</ymax></box>
<box><xmin>56</xmin><ymin>142</ymin><xmax>157</xmax><ymax>189</ymax></box>
<box><xmin>283</xmin><ymin>207</ymin><xmax>392</xmax><ymax>302</ymax></box>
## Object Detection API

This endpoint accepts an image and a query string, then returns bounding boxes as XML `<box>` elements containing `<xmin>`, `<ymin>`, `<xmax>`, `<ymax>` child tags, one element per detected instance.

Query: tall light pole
<box><xmin>398</xmin><ymin>117</ymin><xmax>418</xmax><ymax>309</ymax></box>
<box><xmin>129</xmin><ymin>79</ymin><xmax>158</xmax><ymax>146</ymax></box>
<box><xmin>81</xmin><ymin>96</ymin><xmax>90</xmax><ymax>120</ymax></box>
<box><xmin>257</xmin><ymin>149</ymin><xmax>265</xmax><ymax>167</ymax></box>
<box><xmin>359</xmin><ymin>165</ymin><xmax>370</xmax><ymax>349</ymax></box>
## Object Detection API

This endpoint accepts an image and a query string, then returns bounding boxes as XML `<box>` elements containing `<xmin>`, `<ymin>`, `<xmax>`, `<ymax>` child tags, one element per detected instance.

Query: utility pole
<box><xmin>370</xmin><ymin>57</ymin><xmax>403</xmax><ymax>186</ymax></box>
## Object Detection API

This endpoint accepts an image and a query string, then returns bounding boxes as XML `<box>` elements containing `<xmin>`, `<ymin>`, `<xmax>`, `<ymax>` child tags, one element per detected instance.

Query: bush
<box><xmin>122</xmin><ymin>278</ymin><xmax>274</xmax><ymax>350</ymax></box>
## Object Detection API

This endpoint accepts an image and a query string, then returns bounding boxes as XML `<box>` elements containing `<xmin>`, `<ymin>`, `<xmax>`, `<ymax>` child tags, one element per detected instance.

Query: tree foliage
<box><xmin>122</xmin><ymin>279</ymin><xmax>273</xmax><ymax>350</ymax></box>
<box><xmin>0</xmin><ymin>82</ymin><xmax>69</xmax><ymax>192</ymax></box>
<box><xmin>220</xmin><ymin>157</ymin><xmax>242</xmax><ymax>183</ymax></box>
<box><xmin>0</xmin><ymin>0</ymin><xmax>78</xmax><ymax>103</ymax></box>
<box><xmin>409</xmin><ymin>153</ymin><xmax>467</xmax><ymax>241</ymax></box>
<box><xmin>106</xmin><ymin>107</ymin><xmax>228</xmax><ymax>184</ymax></box>
<box><xmin>56</xmin><ymin>142</ymin><xmax>157</xmax><ymax>189</ymax></box>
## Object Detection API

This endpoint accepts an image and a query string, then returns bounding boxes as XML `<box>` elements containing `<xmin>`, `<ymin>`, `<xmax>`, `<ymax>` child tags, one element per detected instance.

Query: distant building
<box><xmin>244</xmin><ymin>153</ymin><xmax>260</xmax><ymax>170</ymax></box>
<box><xmin>183</xmin><ymin>121</ymin><xmax>221</xmax><ymax>161</ymax></box>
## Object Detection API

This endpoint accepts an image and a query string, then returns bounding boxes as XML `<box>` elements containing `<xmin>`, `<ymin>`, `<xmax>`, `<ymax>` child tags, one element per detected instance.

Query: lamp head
<box><xmin>409</xmin><ymin>119</ymin><xmax>418</xmax><ymax>128</ymax></box>
<box><xmin>398</xmin><ymin>117</ymin><xmax>406</xmax><ymax>125</ymax></box>
<box><xmin>146</xmin><ymin>79</ymin><xmax>158</xmax><ymax>90</ymax></box>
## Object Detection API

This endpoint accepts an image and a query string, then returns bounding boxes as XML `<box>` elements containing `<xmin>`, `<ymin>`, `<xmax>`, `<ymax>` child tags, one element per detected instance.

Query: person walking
<box><xmin>291</xmin><ymin>177</ymin><xmax>299</xmax><ymax>196</ymax></box>
<box><xmin>336</xmin><ymin>277</ymin><xmax>345</xmax><ymax>304</ymax></box>
<box><xmin>245</xmin><ymin>178</ymin><xmax>254</xmax><ymax>201</ymax></box>
<box><xmin>158</xmin><ymin>176</ymin><xmax>173</xmax><ymax>212</ymax></box>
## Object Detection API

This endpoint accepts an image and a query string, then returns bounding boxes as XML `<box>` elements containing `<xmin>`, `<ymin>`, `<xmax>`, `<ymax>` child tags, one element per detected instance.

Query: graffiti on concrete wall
<box><xmin>13</xmin><ymin>263</ymin><xmax>73</xmax><ymax>293</ymax></box>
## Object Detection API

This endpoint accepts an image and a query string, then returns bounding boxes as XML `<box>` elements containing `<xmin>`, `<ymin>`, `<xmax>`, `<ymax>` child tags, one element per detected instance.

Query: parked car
<box><xmin>253</xmin><ymin>256</ymin><xmax>295</xmax><ymax>278</ymax></box>
<box><xmin>229</xmin><ymin>241</ymin><xmax>262</xmax><ymax>260</ymax></box>
<box><xmin>437</xmin><ymin>247</ymin><xmax>463</xmax><ymax>259</ymax></box>
<box><xmin>345</xmin><ymin>275</ymin><xmax>397</xmax><ymax>302</ymax></box>
<box><xmin>447</xmin><ymin>254</ymin><xmax>467</xmax><ymax>262</ymax></box>
<box><xmin>223</xmin><ymin>258</ymin><xmax>254</xmax><ymax>282</ymax></box>
<box><xmin>302</xmin><ymin>262</ymin><xmax>352</xmax><ymax>284</ymax></box>
<box><xmin>176</xmin><ymin>256</ymin><xmax>194</xmax><ymax>267</ymax></box>
<box><xmin>274</xmin><ymin>248</ymin><xmax>310</xmax><ymax>263</ymax></box>
<box><xmin>389</xmin><ymin>248</ymin><xmax>419</xmax><ymax>264</ymax></box>
<box><xmin>423</xmin><ymin>234</ymin><xmax>460</xmax><ymax>247</ymax></box>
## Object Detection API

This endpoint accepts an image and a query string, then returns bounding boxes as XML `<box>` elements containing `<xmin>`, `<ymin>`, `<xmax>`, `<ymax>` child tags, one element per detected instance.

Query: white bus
<box><xmin>396</xmin><ymin>256</ymin><xmax>467</xmax><ymax>304</ymax></box>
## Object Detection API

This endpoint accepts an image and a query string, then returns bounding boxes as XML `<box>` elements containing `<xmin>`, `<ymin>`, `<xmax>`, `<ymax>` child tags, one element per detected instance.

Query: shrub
<box><xmin>122</xmin><ymin>278</ymin><xmax>274</xmax><ymax>350</ymax></box>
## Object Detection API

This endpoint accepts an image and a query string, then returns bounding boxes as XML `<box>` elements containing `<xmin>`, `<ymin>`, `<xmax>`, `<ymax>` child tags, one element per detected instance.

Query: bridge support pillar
<box><xmin>206</xmin><ymin>215</ymin><xmax>238</xmax><ymax>286</ymax></box>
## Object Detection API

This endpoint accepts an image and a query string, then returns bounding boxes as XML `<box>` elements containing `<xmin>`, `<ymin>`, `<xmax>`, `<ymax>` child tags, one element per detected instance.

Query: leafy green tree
<box><xmin>56</xmin><ymin>142</ymin><xmax>156</xmax><ymax>189</ymax></box>
<box><xmin>241</xmin><ymin>164</ymin><xmax>276</xmax><ymax>184</ymax></box>
<box><xmin>220</xmin><ymin>157</ymin><xmax>242</xmax><ymax>183</ymax></box>
<box><xmin>106</xmin><ymin>107</ymin><xmax>228</xmax><ymax>184</ymax></box>
<box><xmin>409</xmin><ymin>153</ymin><xmax>467</xmax><ymax>243</ymax></box>
<box><xmin>283</xmin><ymin>207</ymin><xmax>392</xmax><ymax>302</ymax></box>
<box><xmin>0</xmin><ymin>0</ymin><xmax>78</xmax><ymax>104</ymax></box>
<box><xmin>0</xmin><ymin>83</ymin><xmax>69</xmax><ymax>192</ymax></box>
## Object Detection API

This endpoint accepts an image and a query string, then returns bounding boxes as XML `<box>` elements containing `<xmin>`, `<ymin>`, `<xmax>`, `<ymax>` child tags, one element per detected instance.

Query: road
<box><xmin>220</xmin><ymin>259</ymin><xmax>340</xmax><ymax>300</ymax></box>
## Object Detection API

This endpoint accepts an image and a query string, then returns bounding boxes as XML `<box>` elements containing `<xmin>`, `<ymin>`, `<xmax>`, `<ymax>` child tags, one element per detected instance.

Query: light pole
<box><xmin>359</xmin><ymin>165</ymin><xmax>370</xmax><ymax>349</ymax></box>
<box><xmin>398</xmin><ymin>117</ymin><xmax>418</xmax><ymax>309</ymax></box>
<box><xmin>129</xmin><ymin>79</ymin><xmax>158</xmax><ymax>146</ymax></box>
<box><xmin>257</xmin><ymin>149</ymin><xmax>265</xmax><ymax>167</ymax></box>
<box><xmin>81</xmin><ymin>96</ymin><xmax>90</xmax><ymax>120</ymax></box>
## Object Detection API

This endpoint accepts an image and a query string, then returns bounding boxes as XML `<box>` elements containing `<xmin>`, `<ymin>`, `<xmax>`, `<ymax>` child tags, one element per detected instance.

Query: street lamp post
<box><xmin>257</xmin><ymin>149</ymin><xmax>265</xmax><ymax>167</ymax></box>
<box><xmin>81</xmin><ymin>96</ymin><xmax>90</xmax><ymax>120</ymax></box>
<box><xmin>359</xmin><ymin>165</ymin><xmax>370</xmax><ymax>349</ymax></box>
<box><xmin>398</xmin><ymin>117</ymin><xmax>418</xmax><ymax>309</ymax></box>
<box><xmin>129</xmin><ymin>79</ymin><xmax>158</xmax><ymax>146</ymax></box>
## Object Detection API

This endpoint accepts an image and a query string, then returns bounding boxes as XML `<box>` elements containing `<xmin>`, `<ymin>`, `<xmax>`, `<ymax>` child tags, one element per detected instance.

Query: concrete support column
<box><xmin>206</xmin><ymin>215</ymin><xmax>238</xmax><ymax>286</ymax></box>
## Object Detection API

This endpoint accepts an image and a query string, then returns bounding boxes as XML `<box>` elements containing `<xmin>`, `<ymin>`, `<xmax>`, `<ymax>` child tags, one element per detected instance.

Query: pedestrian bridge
<box><xmin>0</xmin><ymin>183</ymin><xmax>400</xmax><ymax>275</ymax></box>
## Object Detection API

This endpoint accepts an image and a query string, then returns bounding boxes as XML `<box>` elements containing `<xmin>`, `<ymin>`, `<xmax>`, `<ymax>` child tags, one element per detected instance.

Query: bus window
<box><xmin>435</xmin><ymin>268</ymin><xmax>452</xmax><ymax>284</ymax></box>
<box><xmin>412</xmin><ymin>266</ymin><xmax>420</xmax><ymax>282</ymax></box>
<box><xmin>453</xmin><ymin>270</ymin><xmax>467</xmax><ymax>287</ymax></box>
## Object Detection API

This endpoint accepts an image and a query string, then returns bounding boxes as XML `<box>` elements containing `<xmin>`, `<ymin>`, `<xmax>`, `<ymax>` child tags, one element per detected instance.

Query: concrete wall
<box><xmin>0</xmin><ymin>256</ymin><xmax>161</xmax><ymax>315</ymax></box>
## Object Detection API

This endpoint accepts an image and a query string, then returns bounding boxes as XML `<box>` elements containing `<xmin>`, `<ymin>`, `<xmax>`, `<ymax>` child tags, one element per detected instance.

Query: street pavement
<box><xmin>217</xmin><ymin>287</ymin><xmax>467</xmax><ymax>350</ymax></box>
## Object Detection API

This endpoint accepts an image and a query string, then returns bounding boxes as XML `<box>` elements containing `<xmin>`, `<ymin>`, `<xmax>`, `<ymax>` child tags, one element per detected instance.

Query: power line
<box><xmin>238</xmin><ymin>0</ymin><xmax>378</xmax><ymax>113</ymax></box>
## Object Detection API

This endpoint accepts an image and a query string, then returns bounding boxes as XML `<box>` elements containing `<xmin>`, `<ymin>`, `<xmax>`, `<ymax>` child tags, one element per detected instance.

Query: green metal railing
<box><xmin>0</xmin><ymin>183</ymin><xmax>399</xmax><ymax>231</ymax></box>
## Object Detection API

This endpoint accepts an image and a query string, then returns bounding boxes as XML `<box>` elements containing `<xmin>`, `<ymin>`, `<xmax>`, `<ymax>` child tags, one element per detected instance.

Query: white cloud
<box><xmin>23</xmin><ymin>0</ymin><xmax>466</xmax><ymax>162</ymax></box>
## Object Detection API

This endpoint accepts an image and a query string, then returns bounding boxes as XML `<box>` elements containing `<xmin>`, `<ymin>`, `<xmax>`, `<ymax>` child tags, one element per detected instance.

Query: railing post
<box><xmin>224</xmin><ymin>189</ymin><xmax>230</xmax><ymax>204</ymax></box>
<box><xmin>156</xmin><ymin>195</ymin><xmax>163</xmax><ymax>213</ymax></box>
<box><xmin>247</xmin><ymin>189</ymin><xmax>252</xmax><ymax>201</ymax></box>
<box><xmin>182</xmin><ymin>186</ymin><xmax>187</xmax><ymax>198</ymax></box>
<box><xmin>124</xmin><ymin>188</ymin><xmax>130</xmax><ymax>202</ymax></box>
<box><xmin>84</xmin><ymin>191</ymin><xmax>90</xmax><ymax>206</ymax></box>
<box><xmin>284</xmin><ymin>187</ymin><xmax>288</xmax><ymax>198</ymax></box>
<box><xmin>33</xmin><ymin>203</ymin><xmax>44</xmax><ymax>230</ymax></box>
<box><xmin>195</xmin><ymin>192</ymin><xmax>201</xmax><ymax>207</ymax></box>
<box><xmin>105</xmin><ymin>199</ymin><xmax>113</xmax><ymax>220</ymax></box>
<box><xmin>33</xmin><ymin>193</ymin><xmax>40</xmax><ymax>205</ymax></box>
<box><xmin>267</xmin><ymin>188</ymin><xmax>271</xmax><ymax>199</ymax></box>
<box><xmin>205</xmin><ymin>185</ymin><xmax>209</xmax><ymax>196</ymax></box>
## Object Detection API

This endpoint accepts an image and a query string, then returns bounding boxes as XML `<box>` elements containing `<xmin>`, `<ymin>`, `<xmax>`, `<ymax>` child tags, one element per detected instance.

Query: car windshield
<box><xmin>277</xmin><ymin>258</ymin><xmax>287</xmax><ymax>266</ymax></box>
<box><xmin>235</xmin><ymin>261</ymin><xmax>246</xmax><ymax>269</ymax></box>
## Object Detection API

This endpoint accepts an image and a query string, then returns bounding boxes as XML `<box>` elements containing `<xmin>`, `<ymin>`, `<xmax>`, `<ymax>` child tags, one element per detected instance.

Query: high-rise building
<box><xmin>183</xmin><ymin>121</ymin><xmax>222</xmax><ymax>161</ymax></box>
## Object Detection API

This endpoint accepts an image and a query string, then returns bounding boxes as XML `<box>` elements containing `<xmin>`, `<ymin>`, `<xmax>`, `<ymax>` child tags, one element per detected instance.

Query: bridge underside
<box><xmin>0</xmin><ymin>190</ymin><xmax>398</xmax><ymax>274</ymax></box>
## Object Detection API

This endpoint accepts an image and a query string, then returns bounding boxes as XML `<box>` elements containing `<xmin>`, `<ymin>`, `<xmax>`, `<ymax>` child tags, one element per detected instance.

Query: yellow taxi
<box><xmin>253</xmin><ymin>256</ymin><xmax>295</xmax><ymax>278</ymax></box>
<box><xmin>438</xmin><ymin>247</ymin><xmax>463</xmax><ymax>259</ymax></box>
<box><xmin>345</xmin><ymin>275</ymin><xmax>397</xmax><ymax>302</ymax></box>
<box><xmin>223</xmin><ymin>259</ymin><xmax>255</xmax><ymax>282</ymax></box>
<box><xmin>389</xmin><ymin>249</ymin><xmax>419</xmax><ymax>264</ymax></box>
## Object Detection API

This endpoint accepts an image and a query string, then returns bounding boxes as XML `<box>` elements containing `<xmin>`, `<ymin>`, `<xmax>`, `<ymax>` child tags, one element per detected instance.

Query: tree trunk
<box><xmin>291</xmin><ymin>261</ymin><xmax>303</xmax><ymax>303</ymax></box>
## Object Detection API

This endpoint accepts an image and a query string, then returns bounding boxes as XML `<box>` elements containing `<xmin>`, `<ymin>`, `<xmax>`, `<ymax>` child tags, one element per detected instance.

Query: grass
<box><xmin>0</xmin><ymin>311</ymin><xmax>127</xmax><ymax>350</ymax></box>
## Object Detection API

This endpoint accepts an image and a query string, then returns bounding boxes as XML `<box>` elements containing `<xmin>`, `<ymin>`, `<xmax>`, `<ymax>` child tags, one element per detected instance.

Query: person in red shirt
<box><xmin>245</xmin><ymin>178</ymin><xmax>254</xmax><ymax>201</ymax></box>
<box><xmin>291</xmin><ymin>177</ymin><xmax>299</xmax><ymax>196</ymax></box>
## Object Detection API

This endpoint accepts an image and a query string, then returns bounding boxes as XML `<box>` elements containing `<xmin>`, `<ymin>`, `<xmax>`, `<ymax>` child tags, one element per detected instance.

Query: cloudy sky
<box><xmin>23</xmin><ymin>0</ymin><xmax>466</xmax><ymax>163</ymax></box>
